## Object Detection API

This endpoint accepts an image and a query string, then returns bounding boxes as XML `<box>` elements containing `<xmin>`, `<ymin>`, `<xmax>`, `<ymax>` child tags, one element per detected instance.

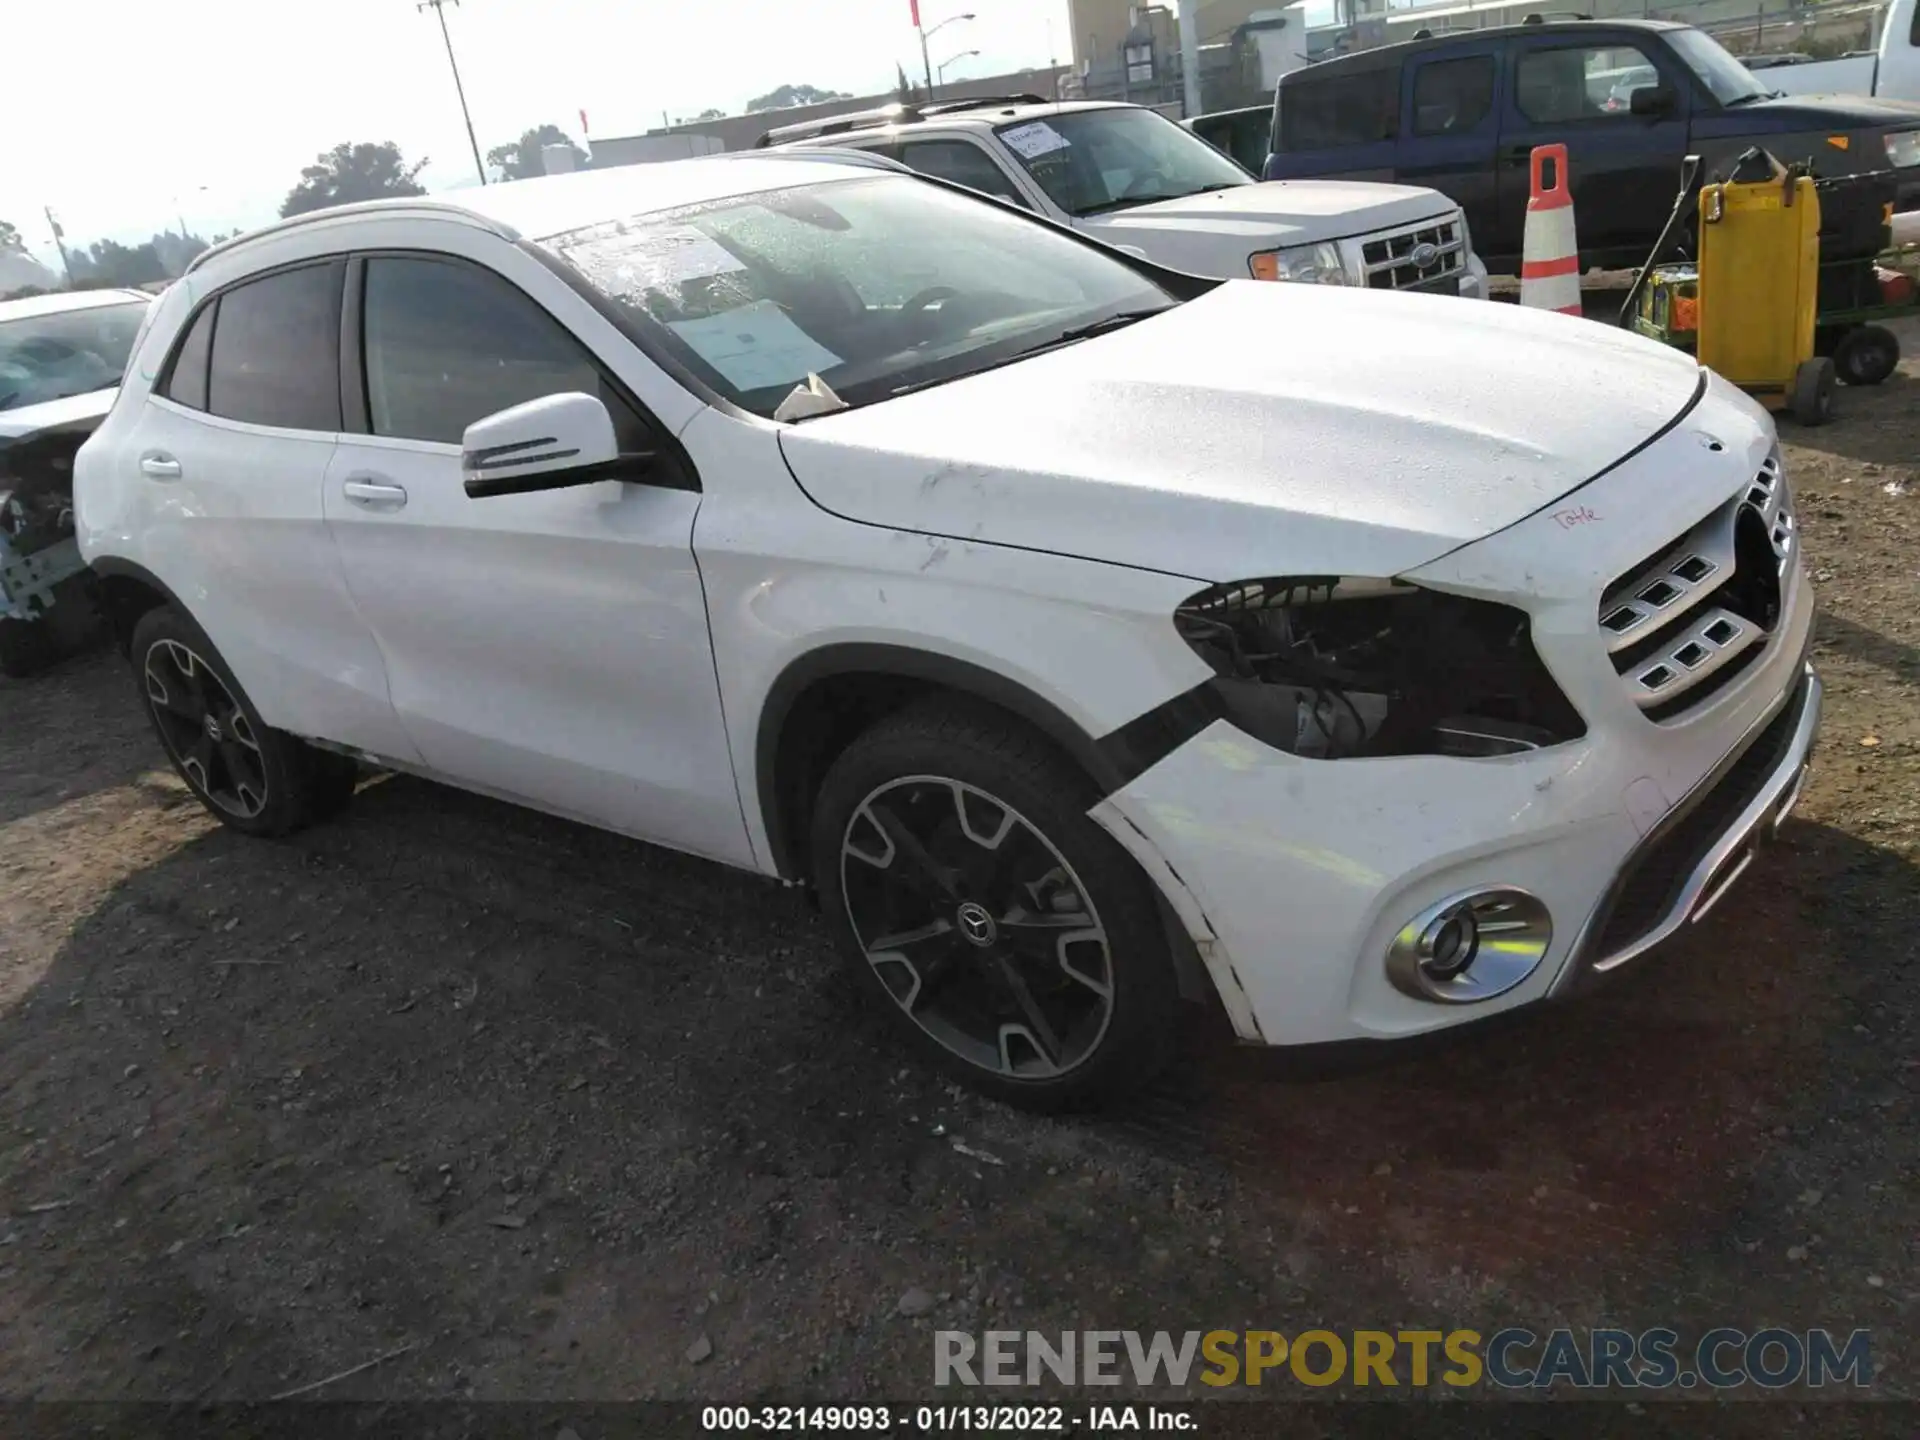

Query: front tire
<box><xmin>809</xmin><ymin>702</ymin><xmax>1179</xmax><ymax>1111</ymax></box>
<box><xmin>1790</xmin><ymin>357</ymin><xmax>1837</xmax><ymax>427</ymax></box>
<box><xmin>129</xmin><ymin>607</ymin><xmax>357</xmax><ymax>837</ymax></box>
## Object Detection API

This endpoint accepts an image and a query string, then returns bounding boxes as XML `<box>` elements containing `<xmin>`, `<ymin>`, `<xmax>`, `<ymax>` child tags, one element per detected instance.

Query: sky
<box><xmin>4</xmin><ymin>0</ymin><xmax>1071</xmax><ymax>267</ymax></box>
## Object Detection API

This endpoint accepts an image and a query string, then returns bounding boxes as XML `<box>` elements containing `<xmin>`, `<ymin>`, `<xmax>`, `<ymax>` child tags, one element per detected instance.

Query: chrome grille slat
<box><xmin>1745</xmin><ymin>452</ymin><xmax>1797</xmax><ymax>572</ymax></box>
<box><xmin>1626</xmin><ymin>607</ymin><xmax>1766</xmax><ymax>711</ymax></box>
<box><xmin>1597</xmin><ymin>447</ymin><xmax>1795</xmax><ymax>723</ymax></box>
<box><xmin>1597</xmin><ymin>509</ymin><xmax>1736</xmax><ymax>656</ymax></box>
<box><xmin>1361</xmin><ymin>215</ymin><xmax>1466</xmax><ymax>291</ymax></box>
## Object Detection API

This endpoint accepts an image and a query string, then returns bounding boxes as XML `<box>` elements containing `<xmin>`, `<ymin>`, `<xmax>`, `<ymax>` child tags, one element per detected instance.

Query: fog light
<box><xmin>1386</xmin><ymin>888</ymin><xmax>1552</xmax><ymax>1004</ymax></box>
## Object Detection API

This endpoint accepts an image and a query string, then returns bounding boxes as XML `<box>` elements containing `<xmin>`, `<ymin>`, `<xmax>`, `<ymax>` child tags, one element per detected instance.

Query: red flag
<box><xmin>910</xmin><ymin>0</ymin><xmax>921</xmax><ymax>27</ymax></box>
<box><xmin>579</xmin><ymin>108</ymin><xmax>590</xmax><ymax>136</ymax></box>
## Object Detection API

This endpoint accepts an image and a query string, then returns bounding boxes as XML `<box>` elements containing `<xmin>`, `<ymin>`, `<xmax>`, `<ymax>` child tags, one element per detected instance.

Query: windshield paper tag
<box><xmin>667</xmin><ymin>299</ymin><xmax>842</xmax><ymax>392</ymax></box>
<box><xmin>562</xmin><ymin>224</ymin><xmax>748</xmax><ymax>291</ymax></box>
<box><xmin>999</xmin><ymin>122</ymin><xmax>1071</xmax><ymax>160</ymax></box>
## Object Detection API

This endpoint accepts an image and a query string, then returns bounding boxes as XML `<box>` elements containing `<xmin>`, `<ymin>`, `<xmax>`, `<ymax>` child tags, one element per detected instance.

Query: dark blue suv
<box><xmin>1264</xmin><ymin>19</ymin><xmax>1920</xmax><ymax>272</ymax></box>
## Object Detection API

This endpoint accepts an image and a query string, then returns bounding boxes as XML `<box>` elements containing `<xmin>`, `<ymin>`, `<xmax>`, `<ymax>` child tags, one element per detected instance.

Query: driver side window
<box><xmin>1516</xmin><ymin>44</ymin><xmax>1659</xmax><ymax>123</ymax></box>
<box><xmin>359</xmin><ymin>255</ymin><xmax>651</xmax><ymax>450</ymax></box>
<box><xmin>897</xmin><ymin>140</ymin><xmax>1033</xmax><ymax>209</ymax></box>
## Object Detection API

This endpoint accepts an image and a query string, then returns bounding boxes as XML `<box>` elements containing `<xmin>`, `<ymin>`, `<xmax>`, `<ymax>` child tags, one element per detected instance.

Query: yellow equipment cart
<box><xmin>1630</xmin><ymin>150</ymin><xmax>1839</xmax><ymax>426</ymax></box>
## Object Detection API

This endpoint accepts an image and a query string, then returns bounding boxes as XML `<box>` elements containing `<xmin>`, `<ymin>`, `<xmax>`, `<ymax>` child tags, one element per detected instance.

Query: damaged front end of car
<box><xmin>1172</xmin><ymin>575</ymin><xmax>1586</xmax><ymax>760</ymax></box>
<box><xmin>0</xmin><ymin>421</ymin><xmax>105</xmax><ymax>677</ymax></box>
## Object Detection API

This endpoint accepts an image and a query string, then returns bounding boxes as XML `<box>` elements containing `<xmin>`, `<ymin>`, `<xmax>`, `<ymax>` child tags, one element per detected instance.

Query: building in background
<box><xmin>0</xmin><ymin>251</ymin><xmax>59</xmax><ymax>298</ymax></box>
<box><xmin>1062</xmin><ymin>0</ymin><xmax>1339</xmax><ymax>112</ymax></box>
<box><xmin>576</xmin><ymin>133</ymin><xmax>727</xmax><ymax>170</ymax></box>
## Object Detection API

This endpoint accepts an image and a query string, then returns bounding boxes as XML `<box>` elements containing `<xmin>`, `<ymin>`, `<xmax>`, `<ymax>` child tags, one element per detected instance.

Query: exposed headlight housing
<box><xmin>1249</xmin><ymin>241</ymin><xmax>1348</xmax><ymax>285</ymax></box>
<box><xmin>1885</xmin><ymin>129</ymin><xmax>1920</xmax><ymax>169</ymax></box>
<box><xmin>1173</xmin><ymin>576</ymin><xmax>1586</xmax><ymax>759</ymax></box>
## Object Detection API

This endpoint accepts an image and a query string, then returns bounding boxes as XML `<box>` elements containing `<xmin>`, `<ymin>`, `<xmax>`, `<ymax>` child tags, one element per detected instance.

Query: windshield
<box><xmin>0</xmin><ymin>300</ymin><xmax>148</xmax><ymax>412</ymax></box>
<box><xmin>993</xmin><ymin>107</ymin><xmax>1252</xmax><ymax>217</ymax></box>
<box><xmin>545</xmin><ymin>175</ymin><xmax>1175</xmax><ymax>419</ymax></box>
<box><xmin>1668</xmin><ymin>28</ymin><xmax>1774</xmax><ymax>105</ymax></box>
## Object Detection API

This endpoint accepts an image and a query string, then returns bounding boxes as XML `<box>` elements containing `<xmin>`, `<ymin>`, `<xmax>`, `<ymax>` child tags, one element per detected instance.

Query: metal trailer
<box><xmin>1630</xmin><ymin>244</ymin><xmax>1919</xmax><ymax>389</ymax></box>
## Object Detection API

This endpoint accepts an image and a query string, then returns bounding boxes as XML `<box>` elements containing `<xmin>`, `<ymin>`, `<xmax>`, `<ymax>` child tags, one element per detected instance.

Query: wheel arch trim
<box><xmin>754</xmin><ymin>642</ymin><xmax>1134</xmax><ymax>882</ymax></box>
<box><xmin>86</xmin><ymin>556</ymin><xmax>191</xmax><ymax>652</ymax></box>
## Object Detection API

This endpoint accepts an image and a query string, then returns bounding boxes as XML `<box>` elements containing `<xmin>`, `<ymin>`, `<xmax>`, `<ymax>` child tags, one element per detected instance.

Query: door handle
<box><xmin>342</xmin><ymin>476</ymin><xmax>408</xmax><ymax>509</ymax></box>
<box><xmin>139</xmin><ymin>453</ymin><xmax>183</xmax><ymax>480</ymax></box>
<box><xmin>1501</xmin><ymin>144</ymin><xmax>1535</xmax><ymax>164</ymax></box>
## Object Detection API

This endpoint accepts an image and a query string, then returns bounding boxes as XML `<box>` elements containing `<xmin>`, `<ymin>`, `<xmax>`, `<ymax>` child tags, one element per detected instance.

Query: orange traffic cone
<box><xmin>1520</xmin><ymin>144</ymin><xmax>1581</xmax><ymax>316</ymax></box>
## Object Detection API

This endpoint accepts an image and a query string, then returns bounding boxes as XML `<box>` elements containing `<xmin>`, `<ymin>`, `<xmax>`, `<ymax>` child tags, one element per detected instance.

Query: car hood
<box><xmin>1715</xmin><ymin>93</ymin><xmax>1920</xmax><ymax>128</ymax></box>
<box><xmin>0</xmin><ymin>387</ymin><xmax>117</xmax><ymax>443</ymax></box>
<box><xmin>1078</xmin><ymin>179</ymin><xmax>1455</xmax><ymax>248</ymax></box>
<box><xmin>778</xmin><ymin>281</ymin><xmax>1705</xmax><ymax>583</ymax></box>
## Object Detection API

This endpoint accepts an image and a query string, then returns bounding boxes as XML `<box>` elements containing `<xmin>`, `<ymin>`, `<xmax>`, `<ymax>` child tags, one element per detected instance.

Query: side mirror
<box><xmin>1629</xmin><ymin>83</ymin><xmax>1676</xmax><ymax>118</ymax></box>
<box><xmin>461</xmin><ymin>391</ymin><xmax>650</xmax><ymax>499</ymax></box>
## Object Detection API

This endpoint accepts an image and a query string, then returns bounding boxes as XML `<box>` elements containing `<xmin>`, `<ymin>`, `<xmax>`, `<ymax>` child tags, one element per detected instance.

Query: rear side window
<box><xmin>1278</xmin><ymin>66</ymin><xmax>1400</xmax><ymax>149</ymax></box>
<box><xmin>160</xmin><ymin>303</ymin><xmax>216</xmax><ymax>411</ymax></box>
<box><xmin>1412</xmin><ymin>55</ymin><xmax>1497</xmax><ymax>136</ymax></box>
<box><xmin>360</xmin><ymin>255</ymin><xmax>646</xmax><ymax>449</ymax></box>
<box><xmin>207</xmin><ymin>261</ymin><xmax>344</xmax><ymax>431</ymax></box>
<box><xmin>897</xmin><ymin>140</ymin><xmax>1032</xmax><ymax>208</ymax></box>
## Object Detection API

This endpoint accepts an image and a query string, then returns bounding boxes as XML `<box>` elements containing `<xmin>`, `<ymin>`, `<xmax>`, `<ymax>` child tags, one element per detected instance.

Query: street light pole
<box><xmin>1176</xmin><ymin>0</ymin><xmax>1203</xmax><ymax>119</ymax></box>
<box><xmin>419</xmin><ymin>0</ymin><xmax>487</xmax><ymax>185</ymax></box>
<box><xmin>915</xmin><ymin>11</ymin><xmax>975</xmax><ymax>100</ymax></box>
<box><xmin>937</xmin><ymin>49</ymin><xmax>980</xmax><ymax>82</ymax></box>
<box><xmin>43</xmin><ymin>206</ymin><xmax>72</xmax><ymax>287</ymax></box>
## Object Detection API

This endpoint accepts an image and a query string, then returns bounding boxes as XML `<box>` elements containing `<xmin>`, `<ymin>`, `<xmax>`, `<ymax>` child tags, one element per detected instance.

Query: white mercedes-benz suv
<box><xmin>75</xmin><ymin>155</ymin><xmax>1819</xmax><ymax>1109</ymax></box>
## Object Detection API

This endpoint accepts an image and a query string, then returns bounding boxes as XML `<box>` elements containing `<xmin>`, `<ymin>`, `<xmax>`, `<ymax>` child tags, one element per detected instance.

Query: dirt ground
<box><xmin>2</xmin><ymin>334</ymin><xmax>1917</xmax><ymax>1427</ymax></box>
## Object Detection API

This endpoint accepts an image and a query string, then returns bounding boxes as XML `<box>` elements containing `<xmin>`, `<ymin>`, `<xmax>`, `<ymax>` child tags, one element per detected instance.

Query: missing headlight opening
<box><xmin>1174</xmin><ymin>576</ymin><xmax>1587</xmax><ymax>759</ymax></box>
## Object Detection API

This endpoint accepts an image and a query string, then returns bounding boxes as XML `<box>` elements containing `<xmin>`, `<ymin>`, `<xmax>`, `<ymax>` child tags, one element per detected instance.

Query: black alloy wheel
<box><xmin>810</xmin><ymin>703</ymin><xmax>1179</xmax><ymax>1109</ymax></box>
<box><xmin>840</xmin><ymin>775</ymin><xmax>1116</xmax><ymax>1081</ymax></box>
<box><xmin>143</xmin><ymin>636</ymin><xmax>270</xmax><ymax>820</ymax></box>
<box><xmin>129</xmin><ymin>606</ymin><xmax>358</xmax><ymax>836</ymax></box>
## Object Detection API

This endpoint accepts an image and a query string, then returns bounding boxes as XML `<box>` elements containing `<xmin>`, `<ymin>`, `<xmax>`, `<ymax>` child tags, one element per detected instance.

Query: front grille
<box><xmin>1590</xmin><ymin>681</ymin><xmax>1806</xmax><ymax>960</ymax></box>
<box><xmin>1596</xmin><ymin>450</ymin><xmax>1795</xmax><ymax>723</ymax></box>
<box><xmin>1361</xmin><ymin>216</ymin><xmax>1465</xmax><ymax>291</ymax></box>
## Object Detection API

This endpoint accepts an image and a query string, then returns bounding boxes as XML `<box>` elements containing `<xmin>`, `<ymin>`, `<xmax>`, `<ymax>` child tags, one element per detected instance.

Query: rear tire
<box><xmin>1832</xmin><ymin>324</ymin><xmax>1899</xmax><ymax>387</ymax></box>
<box><xmin>129</xmin><ymin>606</ymin><xmax>357</xmax><ymax>837</ymax></box>
<box><xmin>809</xmin><ymin>701</ymin><xmax>1179</xmax><ymax>1111</ymax></box>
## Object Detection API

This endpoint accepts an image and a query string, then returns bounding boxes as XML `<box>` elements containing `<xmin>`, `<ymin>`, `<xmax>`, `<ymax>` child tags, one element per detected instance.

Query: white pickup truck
<box><xmin>1748</xmin><ymin>0</ymin><xmax>1920</xmax><ymax>102</ymax></box>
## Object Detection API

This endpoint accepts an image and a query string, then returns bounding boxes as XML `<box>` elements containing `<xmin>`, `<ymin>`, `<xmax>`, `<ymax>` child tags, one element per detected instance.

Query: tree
<box><xmin>281</xmin><ymin>142</ymin><xmax>427</xmax><ymax>219</ymax></box>
<box><xmin>68</xmin><ymin>237</ymin><xmax>168</xmax><ymax>288</ymax></box>
<box><xmin>894</xmin><ymin>64</ymin><xmax>925</xmax><ymax>106</ymax></box>
<box><xmin>486</xmin><ymin>123</ymin><xmax>588</xmax><ymax>182</ymax></box>
<box><xmin>62</xmin><ymin>229</ymin><xmax>222</xmax><ymax>289</ymax></box>
<box><xmin>746</xmin><ymin>83</ymin><xmax>853</xmax><ymax>113</ymax></box>
<box><xmin>0</xmin><ymin>220</ymin><xmax>24</xmax><ymax>254</ymax></box>
<box><xmin>695</xmin><ymin>108</ymin><xmax>726</xmax><ymax>121</ymax></box>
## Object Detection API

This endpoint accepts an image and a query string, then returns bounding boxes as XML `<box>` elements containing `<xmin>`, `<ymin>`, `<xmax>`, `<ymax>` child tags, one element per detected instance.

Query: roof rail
<box><xmin>184</xmin><ymin>198</ymin><xmax>514</xmax><ymax>274</ymax></box>
<box><xmin>754</xmin><ymin>102</ymin><xmax>921</xmax><ymax>149</ymax></box>
<box><xmin>1520</xmin><ymin>10</ymin><xmax>1592</xmax><ymax>22</ymax></box>
<box><xmin>918</xmin><ymin>92</ymin><xmax>1050</xmax><ymax>115</ymax></box>
<box><xmin>753</xmin><ymin>92</ymin><xmax>1052</xmax><ymax>149</ymax></box>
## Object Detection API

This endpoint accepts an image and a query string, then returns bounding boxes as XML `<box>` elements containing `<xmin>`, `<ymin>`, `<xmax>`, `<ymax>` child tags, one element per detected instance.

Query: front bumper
<box><xmin>1555</xmin><ymin>663</ymin><xmax>1820</xmax><ymax>994</ymax></box>
<box><xmin>1103</xmin><ymin>620</ymin><xmax>1818</xmax><ymax>1048</ymax></box>
<box><xmin>1099</xmin><ymin>385</ymin><xmax>1819</xmax><ymax>1047</ymax></box>
<box><xmin>1459</xmin><ymin>249</ymin><xmax>1491</xmax><ymax>301</ymax></box>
